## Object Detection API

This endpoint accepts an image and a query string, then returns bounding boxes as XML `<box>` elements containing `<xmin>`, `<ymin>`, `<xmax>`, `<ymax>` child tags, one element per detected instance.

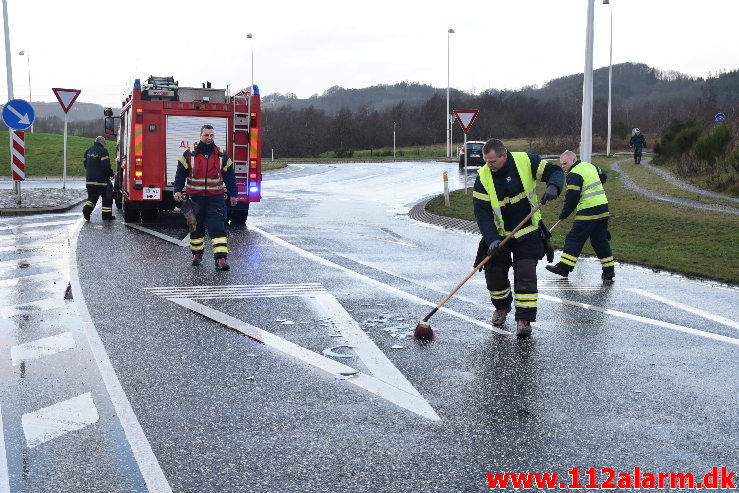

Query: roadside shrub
<box><xmin>694</xmin><ymin>124</ymin><xmax>731</xmax><ymax>165</ymax></box>
<box><xmin>653</xmin><ymin>118</ymin><xmax>703</xmax><ymax>163</ymax></box>
<box><xmin>731</xmin><ymin>151</ymin><xmax>739</xmax><ymax>174</ymax></box>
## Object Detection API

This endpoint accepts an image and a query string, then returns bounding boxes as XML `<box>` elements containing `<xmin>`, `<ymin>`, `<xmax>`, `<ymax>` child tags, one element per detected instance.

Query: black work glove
<box><xmin>487</xmin><ymin>239</ymin><xmax>503</xmax><ymax>258</ymax></box>
<box><xmin>540</xmin><ymin>184</ymin><xmax>559</xmax><ymax>204</ymax></box>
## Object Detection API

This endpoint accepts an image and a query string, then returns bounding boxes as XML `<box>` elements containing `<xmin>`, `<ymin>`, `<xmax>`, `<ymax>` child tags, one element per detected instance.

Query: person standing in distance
<box><xmin>630</xmin><ymin>128</ymin><xmax>647</xmax><ymax>164</ymax></box>
<box><xmin>473</xmin><ymin>138</ymin><xmax>564</xmax><ymax>337</ymax></box>
<box><xmin>82</xmin><ymin>136</ymin><xmax>115</xmax><ymax>221</ymax></box>
<box><xmin>173</xmin><ymin>125</ymin><xmax>238</xmax><ymax>271</ymax></box>
<box><xmin>546</xmin><ymin>150</ymin><xmax>615</xmax><ymax>283</ymax></box>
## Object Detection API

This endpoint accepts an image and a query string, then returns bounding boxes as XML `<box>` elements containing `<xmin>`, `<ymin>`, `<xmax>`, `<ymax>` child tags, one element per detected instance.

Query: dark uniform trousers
<box><xmin>561</xmin><ymin>218</ymin><xmax>614</xmax><ymax>275</ymax></box>
<box><xmin>83</xmin><ymin>183</ymin><xmax>113</xmax><ymax>219</ymax></box>
<box><xmin>485</xmin><ymin>232</ymin><xmax>543</xmax><ymax>322</ymax></box>
<box><xmin>190</xmin><ymin>194</ymin><xmax>228</xmax><ymax>259</ymax></box>
<box><xmin>633</xmin><ymin>146</ymin><xmax>643</xmax><ymax>164</ymax></box>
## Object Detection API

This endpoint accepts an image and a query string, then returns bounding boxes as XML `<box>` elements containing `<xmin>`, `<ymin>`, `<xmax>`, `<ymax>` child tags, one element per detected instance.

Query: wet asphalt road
<box><xmin>1</xmin><ymin>162</ymin><xmax>738</xmax><ymax>492</ymax></box>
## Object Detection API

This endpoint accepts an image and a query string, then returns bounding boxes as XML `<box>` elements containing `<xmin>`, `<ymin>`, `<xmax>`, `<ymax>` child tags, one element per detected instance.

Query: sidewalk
<box><xmin>0</xmin><ymin>179</ymin><xmax>87</xmax><ymax>216</ymax></box>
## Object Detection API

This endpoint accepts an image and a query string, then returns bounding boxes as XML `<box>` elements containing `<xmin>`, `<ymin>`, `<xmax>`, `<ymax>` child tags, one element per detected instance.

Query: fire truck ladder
<box><xmin>232</xmin><ymin>91</ymin><xmax>251</xmax><ymax>176</ymax></box>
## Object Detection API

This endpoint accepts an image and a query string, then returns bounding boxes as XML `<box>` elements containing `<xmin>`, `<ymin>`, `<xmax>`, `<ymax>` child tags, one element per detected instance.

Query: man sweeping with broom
<box><xmin>472</xmin><ymin>139</ymin><xmax>564</xmax><ymax>337</ymax></box>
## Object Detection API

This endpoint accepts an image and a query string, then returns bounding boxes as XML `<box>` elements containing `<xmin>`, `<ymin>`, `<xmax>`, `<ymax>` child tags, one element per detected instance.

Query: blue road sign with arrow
<box><xmin>2</xmin><ymin>99</ymin><xmax>35</xmax><ymax>130</ymax></box>
<box><xmin>715</xmin><ymin>112</ymin><xmax>726</xmax><ymax>124</ymax></box>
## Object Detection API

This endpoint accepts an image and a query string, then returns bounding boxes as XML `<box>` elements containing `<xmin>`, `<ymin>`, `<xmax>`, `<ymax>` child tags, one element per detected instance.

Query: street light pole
<box><xmin>393</xmin><ymin>121</ymin><xmax>396</xmax><ymax>160</ymax></box>
<box><xmin>446</xmin><ymin>28</ymin><xmax>454</xmax><ymax>158</ymax></box>
<box><xmin>604</xmin><ymin>0</ymin><xmax>612</xmax><ymax>156</ymax></box>
<box><xmin>580</xmin><ymin>0</ymin><xmax>595</xmax><ymax>163</ymax></box>
<box><xmin>19</xmin><ymin>50</ymin><xmax>31</xmax><ymax>132</ymax></box>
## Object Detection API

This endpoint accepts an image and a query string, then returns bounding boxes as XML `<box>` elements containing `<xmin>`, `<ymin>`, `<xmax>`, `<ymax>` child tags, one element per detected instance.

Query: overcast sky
<box><xmin>3</xmin><ymin>0</ymin><xmax>738</xmax><ymax>108</ymax></box>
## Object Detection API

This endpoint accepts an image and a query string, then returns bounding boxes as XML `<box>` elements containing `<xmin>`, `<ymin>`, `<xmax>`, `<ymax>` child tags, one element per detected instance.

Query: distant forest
<box><xmin>262</xmin><ymin>63</ymin><xmax>739</xmax><ymax>157</ymax></box>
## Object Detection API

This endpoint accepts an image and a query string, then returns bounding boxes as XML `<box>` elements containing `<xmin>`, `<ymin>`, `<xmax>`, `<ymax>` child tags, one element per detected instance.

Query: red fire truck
<box><xmin>104</xmin><ymin>75</ymin><xmax>262</xmax><ymax>225</ymax></box>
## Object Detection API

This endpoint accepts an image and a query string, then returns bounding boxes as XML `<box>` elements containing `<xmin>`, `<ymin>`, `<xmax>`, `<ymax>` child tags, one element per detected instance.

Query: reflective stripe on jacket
<box><xmin>566</xmin><ymin>161</ymin><xmax>609</xmax><ymax>221</ymax></box>
<box><xmin>476</xmin><ymin>152</ymin><xmax>541</xmax><ymax>239</ymax></box>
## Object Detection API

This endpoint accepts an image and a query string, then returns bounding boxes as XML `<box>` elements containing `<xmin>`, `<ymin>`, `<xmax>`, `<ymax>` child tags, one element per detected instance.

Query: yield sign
<box><xmin>52</xmin><ymin>88</ymin><xmax>82</xmax><ymax>114</ymax></box>
<box><xmin>453</xmin><ymin>109</ymin><xmax>479</xmax><ymax>133</ymax></box>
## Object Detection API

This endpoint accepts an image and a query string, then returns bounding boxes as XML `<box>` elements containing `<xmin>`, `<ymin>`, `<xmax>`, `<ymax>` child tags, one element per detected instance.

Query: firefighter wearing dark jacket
<box><xmin>629</xmin><ymin>128</ymin><xmax>647</xmax><ymax>163</ymax></box>
<box><xmin>473</xmin><ymin>139</ymin><xmax>564</xmax><ymax>338</ymax></box>
<box><xmin>546</xmin><ymin>150</ymin><xmax>614</xmax><ymax>283</ymax></box>
<box><xmin>173</xmin><ymin>124</ymin><xmax>238</xmax><ymax>271</ymax></box>
<box><xmin>82</xmin><ymin>136</ymin><xmax>115</xmax><ymax>221</ymax></box>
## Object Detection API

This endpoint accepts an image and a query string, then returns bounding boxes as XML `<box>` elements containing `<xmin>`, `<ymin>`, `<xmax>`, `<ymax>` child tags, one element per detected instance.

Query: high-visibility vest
<box><xmin>569</xmin><ymin>161</ymin><xmax>608</xmax><ymax>212</ymax></box>
<box><xmin>183</xmin><ymin>146</ymin><xmax>226</xmax><ymax>196</ymax></box>
<box><xmin>477</xmin><ymin>152</ymin><xmax>541</xmax><ymax>238</ymax></box>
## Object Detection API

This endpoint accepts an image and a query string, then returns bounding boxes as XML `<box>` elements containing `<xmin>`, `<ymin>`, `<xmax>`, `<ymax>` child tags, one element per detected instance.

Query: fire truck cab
<box><xmin>104</xmin><ymin>75</ymin><xmax>262</xmax><ymax>225</ymax></box>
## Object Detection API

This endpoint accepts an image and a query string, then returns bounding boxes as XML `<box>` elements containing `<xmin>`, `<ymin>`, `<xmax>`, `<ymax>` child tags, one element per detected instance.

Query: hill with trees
<box><xmin>261</xmin><ymin>62</ymin><xmax>739</xmax><ymax>158</ymax></box>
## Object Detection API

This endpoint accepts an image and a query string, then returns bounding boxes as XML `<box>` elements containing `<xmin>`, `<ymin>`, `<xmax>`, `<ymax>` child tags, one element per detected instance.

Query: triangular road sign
<box><xmin>52</xmin><ymin>88</ymin><xmax>82</xmax><ymax>114</ymax></box>
<box><xmin>453</xmin><ymin>109</ymin><xmax>479</xmax><ymax>133</ymax></box>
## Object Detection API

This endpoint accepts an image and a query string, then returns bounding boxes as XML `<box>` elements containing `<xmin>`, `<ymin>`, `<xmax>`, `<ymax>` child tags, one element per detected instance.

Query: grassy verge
<box><xmin>620</xmin><ymin>160</ymin><xmax>739</xmax><ymax>208</ymax></box>
<box><xmin>427</xmin><ymin>156</ymin><xmax>739</xmax><ymax>284</ymax></box>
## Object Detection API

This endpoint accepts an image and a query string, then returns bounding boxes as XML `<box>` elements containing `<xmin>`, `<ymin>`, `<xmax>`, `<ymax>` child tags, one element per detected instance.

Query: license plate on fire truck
<box><xmin>143</xmin><ymin>187</ymin><xmax>161</xmax><ymax>200</ymax></box>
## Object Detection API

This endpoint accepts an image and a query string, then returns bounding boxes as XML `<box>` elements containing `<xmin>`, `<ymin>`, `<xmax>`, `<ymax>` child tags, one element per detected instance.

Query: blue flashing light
<box><xmin>249</xmin><ymin>186</ymin><xmax>259</xmax><ymax>193</ymax></box>
<box><xmin>252</xmin><ymin>85</ymin><xmax>260</xmax><ymax>96</ymax></box>
<box><xmin>134</xmin><ymin>79</ymin><xmax>141</xmax><ymax>90</ymax></box>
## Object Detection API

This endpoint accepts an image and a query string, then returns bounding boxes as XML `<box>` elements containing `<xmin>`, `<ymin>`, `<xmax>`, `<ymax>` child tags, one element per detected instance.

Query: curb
<box><xmin>0</xmin><ymin>197</ymin><xmax>87</xmax><ymax>216</ymax></box>
<box><xmin>408</xmin><ymin>196</ymin><xmax>480</xmax><ymax>235</ymax></box>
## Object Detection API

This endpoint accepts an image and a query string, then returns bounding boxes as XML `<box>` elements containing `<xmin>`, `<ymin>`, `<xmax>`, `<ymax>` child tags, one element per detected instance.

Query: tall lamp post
<box><xmin>580</xmin><ymin>0</ymin><xmax>595</xmax><ymax>163</ymax></box>
<box><xmin>446</xmin><ymin>28</ymin><xmax>454</xmax><ymax>158</ymax></box>
<box><xmin>604</xmin><ymin>0</ymin><xmax>612</xmax><ymax>156</ymax></box>
<box><xmin>19</xmin><ymin>50</ymin><xmax>31</xmax><ymax>132</ymax></box>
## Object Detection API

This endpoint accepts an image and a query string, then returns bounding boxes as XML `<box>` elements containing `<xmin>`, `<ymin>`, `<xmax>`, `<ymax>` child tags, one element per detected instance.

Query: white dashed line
<box><xmin>11</xmin><ymin>332</ymin><xmax>76</xmax><ymax>365</ymax></box>
<box><xmin>0</xmin><ymin>405</ymin><xmax>8</xmax><ymax>493</ymax></box>
<box><xmin>22</xmin><ymin>393</ymin><xmax>99</xmax><ymax>448</ymax></box>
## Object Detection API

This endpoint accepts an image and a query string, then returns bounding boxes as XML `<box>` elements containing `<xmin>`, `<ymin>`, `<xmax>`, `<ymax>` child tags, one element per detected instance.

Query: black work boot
<box><xmin>492</xmin><ymin>307</ymin><xmax>510</xmax><ymax>327</ymax></box>
<box><xmin>516</xmin><ymin>320</ymin><xmax>532</xmax><ymax>338</ymax></box>
<box><xmin>83</xmin><ymin>207</ymin><xmax>91</xmax><ymax>221</ymax></box>
<box><xmin>601</xmin><ymin>270</ymin><xmax>615</xmax><ymax>284</ymax></box>
<box><xmin>215</xmin><ymin>258</ymin><xmax>230</xmax><ymax>271</ymax></box>
<box><xmin>192</xmin><ymin>253</ymin><xmax>202</xmax><ymax>266</ymax></box>
<box><xmin>546</xmin><ymin>263</ymin><xmax>569</xmax><ymax>278</ymax></box>
<box><xmin>102</xmin><ymin>216</ymin><xmax>116</xmax><ymax>221</ymax></box>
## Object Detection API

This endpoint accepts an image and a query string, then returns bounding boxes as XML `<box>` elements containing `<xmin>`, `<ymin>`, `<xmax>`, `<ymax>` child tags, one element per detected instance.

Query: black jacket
<box><xmin>630</xmin><ymin>133</ymin><xmax>647</xmax><ymax>149</ymax></box>
<box><xmin>473</xmin><ymin>152</ymin><xmax>564</xmax><ymax>246</ymax></box>
<box><xmin>83</xmin><ymin>141</ymin><xmax>113</xmax><ymax>186</ymax></box>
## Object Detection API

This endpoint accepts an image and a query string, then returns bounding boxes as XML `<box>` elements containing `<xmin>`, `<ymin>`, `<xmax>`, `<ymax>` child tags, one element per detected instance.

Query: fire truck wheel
<box><xmin>122</xmin><ymin>199</ymin><xmax>141</xmax><ymax>223</ymax></box>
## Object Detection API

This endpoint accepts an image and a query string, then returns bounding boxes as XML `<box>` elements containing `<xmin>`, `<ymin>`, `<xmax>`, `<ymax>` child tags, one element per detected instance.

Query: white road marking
<box><xmin>0</xmin><ymin>405</ymin><xmax>8</xmax><ymax>493</ymax></box>
<box><xmin>0</xmin><ymin>271</ymin><xmax>64</xmax><ymax>288</ymax></box>
<box><xmin>69</xmin><ymin>220</ymin><xmax>174</xmax><ymax>492</ymax></box>
<box><xmin>22</xmin><ymin>393</ymin><xmax>99</xmax><ymax>448</ymax></box>
<box><xmin>0</xmin><ymin>297</ymin><xmax>67</xmax><ymax>318</ymax></box>
<box><xmin>310</xmin><ymin>293</ymin><xmax>424</xmax><ymax>399</ymax></box>
<box><xmin>250</xmin><ymin>225</ymin><xmax>510</xmax><ymax>336</ymax></box>
<box><xmin>124</xmin><ymin>223</ymin><xmax>189</xmax><ymax>246</ymax></box>
<box><xmin>146</xmin><ymin>283</ymin><xmax>327</xmax><ymax>299</ymax></box>
<box><xmin>539</xmin><ymin>293</ymin><xmax>739</xmax><ymax>347</ymax></box>
<box><xmin>628</xmin><ymin>288</ymin><xmax>739</xmax><ymax>331</ymax></box>
<box><xmin>11</xmin><ymin>332</ymin><xmax>76</xmax><ymax>366</ymax></box>
<box><xmin>167</xmin><ymin>297</ymin><xmax>440</xmax><ymax>421</ymax></box>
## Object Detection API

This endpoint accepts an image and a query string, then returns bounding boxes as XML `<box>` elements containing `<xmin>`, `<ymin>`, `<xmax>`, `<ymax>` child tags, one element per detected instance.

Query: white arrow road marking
<box><xmin>124</xmin><ymin>223</ymin><xmax>189</xmax><ymax>247</ymax></box>
<box><xmin>146</xmin><ymin>283</ymin><xmax>326</xmax><ymax>299</ymax></box>
<box><xmin>250</xmin><ymin>224</ymin><xmax>511</xmax><ymax>336</ymax></box>
<box><xmin>0</xmin><ymin>271</ymin><xmax>64</xmax><ymax>288</ymax></box>
<box><xmin>0</xmin><ymin>219</ymin><xmax>77</xmax><ymax>232</ymax></box>
<box><xmin>11</xmin><ymin>332</ymin><xmax>76</xmax><ymax>365</ymax></box>
<box><xmin>22</xmin><ymin>393</ymin><xmax>99</xmax><ymax>448</ymax></box>
<box><xmin>308</xmin><ymin>294</ymin><xmax>425</xmax><ymax>399</ymax></box>
<box><xmin>539</xmin><ymin>293</ymin><xmax>739</xmax><ymax>347</ymax></box>
<box><xmin>0</xmin><ymin>405</ymin><xmax>9</xmax><ymax>493</ymax></box>
<box><xmin>627</xmin><ymin>288</ymin><xmax>739</xmax><ymax>331</ymax></box>
<box><xmin>166</xmin><ymin>297</ymin><xmax>440</xmax><ymax>421</ymax></box>
<box><xmin>6</xmin><ymin>104</ymin><xmax>30</xmax><ymax>125</ymax></box>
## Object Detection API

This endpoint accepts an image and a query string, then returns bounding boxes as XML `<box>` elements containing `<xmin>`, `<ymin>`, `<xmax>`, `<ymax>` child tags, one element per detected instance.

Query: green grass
<box><xmin>0</xmin><ymin>131</ymin><xmax>105</xmax><ymax>177</ymax></box>
<box><xmin>427</xmin><ymin>156</ymin><xmax>739</xmax><ymax>284</ymax></box>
